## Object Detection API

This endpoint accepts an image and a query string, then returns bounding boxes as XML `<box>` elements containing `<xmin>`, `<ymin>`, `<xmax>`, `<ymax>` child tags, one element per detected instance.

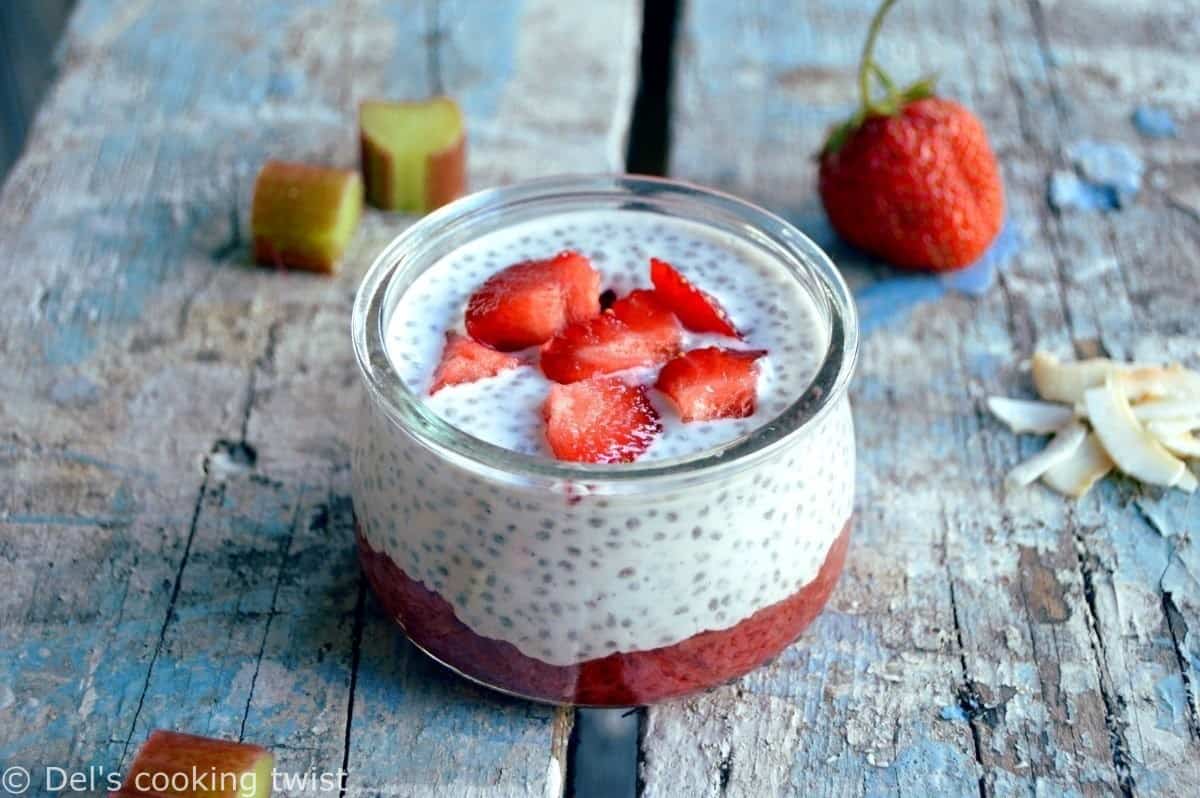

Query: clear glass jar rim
<box><xmin>351</xmin><ymin>174</ymin><xmax>859</xmax><ymax>489</ymax></box>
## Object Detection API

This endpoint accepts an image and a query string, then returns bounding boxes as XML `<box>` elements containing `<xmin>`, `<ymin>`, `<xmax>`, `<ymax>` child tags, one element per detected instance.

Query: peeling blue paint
<box><xmin>3</xmin><ymin>446</ymin><xmax>157</xmax><ymax>478</ymax></box>
<box><xmin>862</xmin><ymin>735</ymin><xmax>980</xmax><ymax>797</ymax></box>
<box><xmin>267</xmin><ymin>69</ymin><xmax>301</xmax><ymax>99</ymax></box>
<box><xmin>42</xmin><ymin>319</ymin><xmax>100</xmax><ymax>367</ymax></box>
<box><xmin>1069</xmin><ymin>141</ymin><xmax>1143</xmax><ymax>202</ymax></box>
<box><xmin>938</xmin><ymin>704</ymin><xmax>967</xmax><ymax>722</ymax></box>
<box><xmin>1132</xmin><ymin>106</ymin><xmax>1177</xmax><ymax>139</ymax></box>
<box><xmin>38</xmin><ymin>202</ymin><xmax>213</xmax><ymax>366</ymax></box>
<box><xmin>75</xmin><ymin>1</ymin><xmax>327</xmax><ymax>117</ymax></box>
<box><xmin>1049</xmin><ymin>171</ymin><xmax>1120</xmax><ymax>212</ymax></box>
<box><xmin>1154</xmin><ymin>673</ymin><xmax>1187</xmax><ymax>731</ymax></box>
<box><xmin>0</xmin><ymin>619</ymin><xmax>160</xmax><ymax>776</ymax></box>
<box><xmin>111</xmin><ymin>483</ymin><xmax>137</xmax><ymax>516</ymax></box>
<box><xmin>2</xmin><ymin>513</ymin><xmax>133</xmax><ymax>527</ymax></box>
<box><xmin>1049</xmin><ymin>140</ymin><xmax>1143</xmax><ymax>212</ymax></box>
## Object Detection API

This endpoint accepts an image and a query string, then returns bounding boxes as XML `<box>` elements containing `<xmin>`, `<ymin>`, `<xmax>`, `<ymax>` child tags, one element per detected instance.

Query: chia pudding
<box><xmin>351</xmin><ymin>176</ymin><xmax>859</xmax><ymax>705</ymax></box>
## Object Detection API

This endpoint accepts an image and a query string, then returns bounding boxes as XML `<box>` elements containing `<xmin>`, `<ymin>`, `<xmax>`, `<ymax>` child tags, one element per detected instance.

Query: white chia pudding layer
<box><xmin>353</xmin><ymin>209</ymin><xmax>856</xmax><ymax>666</ymax></box>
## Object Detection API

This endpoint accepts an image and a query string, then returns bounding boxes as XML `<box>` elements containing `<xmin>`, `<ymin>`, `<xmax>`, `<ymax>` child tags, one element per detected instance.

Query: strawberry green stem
<box><xmin>823</xmin><ymin>0</ymin><xmax>932</xmax><ymax>155</ymax></box>
<box><xmin>869</xmin><ymin>61</ymin><xmax>898</xmax><ymax>112</ymax></box>
<box><xmin>858</xmin><ymin>0</ymin><xmax>899</xmax><ymax>116</ymax></box>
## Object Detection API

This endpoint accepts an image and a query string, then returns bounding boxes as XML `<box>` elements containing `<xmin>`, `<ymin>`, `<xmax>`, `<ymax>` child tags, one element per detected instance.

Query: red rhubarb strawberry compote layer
<box><xmin>352</xmin><ymin>206</ymin><xmax>856</xmax><ymax>705</ymax></box>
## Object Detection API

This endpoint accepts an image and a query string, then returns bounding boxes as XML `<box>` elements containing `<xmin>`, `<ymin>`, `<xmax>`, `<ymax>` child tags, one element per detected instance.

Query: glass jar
<box><xmin>350</xmin><ymin>175</ymin><xmax>859</xmax><ymax>706</ymax></box>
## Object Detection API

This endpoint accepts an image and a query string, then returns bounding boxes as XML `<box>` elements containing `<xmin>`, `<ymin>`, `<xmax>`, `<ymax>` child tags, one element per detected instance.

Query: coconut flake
<box><xmin>1084</xmin><ymin>374</ymin><xmax>1187</xmax><ymax>487</ymax></box>
<box><xmin>1131</xmin><ymin>399</ymin><xmax>1200</xmax><ymax>423</ymax></box>
<box><xmin>1120</xmin><ymin>365</ymin><xmax>1200</xmax><ymax>401</ymax></box>
<box><xmin>1077</xmin><ymin>401</ymin><xmax>1200</xmax><ymax>427</ymax></box>
<box><xmin>1033</xmin><ymin>350</ymin><xmax>1200</xmax><ymax>404</ymax></box>
<box><xmin>987</xmin><ymin>397</ymin><xmax>1075</xmax><ymax>434</ymax></box>
<box><xmin>1005</xmin><ymin>421</ymin><xmax>1088</xmax><ymax>490</ymax></box>
<box><xmin>1000</xmin><ymin>353</ymin><xmax>1200</xmax><ymax>496</ymax></box>
<box><xmin>1032</xmin><ymin>351</ymin><xmax>1119</xmax><ymax>403</ymax></box>
<box><xmin>1146</xmin><ymin>419</ymin><xmax>1200</xmax><ymax>438</ymax></box>
<box><xmin>1041</xmin><ymin>433</ymin><xmax>1114</xmax><ymax>498</ymax></box>
<box><xmin>1148</xmin><ymin>423</ymin><xmax>1200</xmax><ymax>460</ymax></box>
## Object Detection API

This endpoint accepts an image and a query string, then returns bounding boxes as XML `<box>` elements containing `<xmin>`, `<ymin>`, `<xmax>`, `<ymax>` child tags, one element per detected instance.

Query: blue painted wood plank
<box><xmin>644</xmin><ymin>0</ymin><xmax>1200</xmax><ymax>795</ymax></box>
<box><xmin>0</xmin><ymin>0</ymin><xmax>640</xmax><ymax>796</ymax></box>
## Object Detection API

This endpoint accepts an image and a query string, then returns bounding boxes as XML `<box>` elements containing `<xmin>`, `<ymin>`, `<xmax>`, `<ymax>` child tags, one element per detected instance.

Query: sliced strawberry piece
<box><xmin>610</xmin><ymin>289</ymin><xmax>683</xmax><ymax>351</ymax></box>
<box><xmin>649</xmin><ymin>257</ymin><xmax>740</xmax><ymax>337</ymax></box>
<box><xmin>540</xmin><ymin>290</ymin><xmax>682</xmax><ymax>383</ymax></box>
<box><xmin>655</xmin><ymin>347</ymin><xmax>766</xmax><ymax>422</ymax></box>
<box><xmin>609</xmin><ymin>289</ymin><xmax>666</xmax><ymax>326</ymax></box>
<box><xmin>429</xmin><ymin>332</ymin><xmax>523</xmax><ymax>394</ymax></box>
<box><xmin>554</xmin><ymin>252</ymin><xmax>604</xmax><ymax>321</ymax></box>
<box><xmin>465</xmin><ymin>251</ymin><xmax>601</xmax><ymax>350</ymax></box>
<box><xmin>543</xmin><ymin>378</ymin><xmax>662</xmax><ymax>463</ymax></box>
<box><xmin>540</xmin><ymin>314</ymin><xmax>631</xmax><ymax>384</ymax></box>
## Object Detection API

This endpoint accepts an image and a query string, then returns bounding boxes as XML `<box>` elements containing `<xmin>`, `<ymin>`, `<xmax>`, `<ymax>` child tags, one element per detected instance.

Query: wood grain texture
<box><xmin>643</xmin><ymin>0</ymin><xmax>1199</xmax><ymax>795</ymax></box>
<box><xmin>0</xmin><ymin>1</ymin><xmax>639</xmax><ymax>795</ymax></box>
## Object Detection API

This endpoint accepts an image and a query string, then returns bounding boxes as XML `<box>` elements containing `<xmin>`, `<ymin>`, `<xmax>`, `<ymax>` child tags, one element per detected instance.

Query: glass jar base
<box><xmin>356</xmin><ymin>519</ymin><xmax>851</xmax><ymax>706</ymax></box>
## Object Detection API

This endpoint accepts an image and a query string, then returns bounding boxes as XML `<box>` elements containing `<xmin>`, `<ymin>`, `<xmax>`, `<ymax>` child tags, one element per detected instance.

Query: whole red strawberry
<box><xmin>818</xmin><ymin>0</ymin><xmax>1004</xmax><ymax>272</ymax></box>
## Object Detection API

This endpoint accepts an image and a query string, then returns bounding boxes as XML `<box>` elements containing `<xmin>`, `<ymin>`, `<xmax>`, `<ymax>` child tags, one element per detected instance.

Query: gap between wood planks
<box><xmin>623</xmin><ymin>0</ymin><xmax>680</xmax><ymax>178</ymax></box>
<box><xmin>567</xmin><ymin>1</ymin><xmax>680</xmax><ymax>796</ymax></box>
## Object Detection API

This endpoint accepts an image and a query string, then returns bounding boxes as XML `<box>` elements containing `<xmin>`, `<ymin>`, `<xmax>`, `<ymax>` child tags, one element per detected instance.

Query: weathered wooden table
<box><xmin>2</xmin><ymin>1</ymin><xmax>1197</xmax><ymax>795</ymax></box>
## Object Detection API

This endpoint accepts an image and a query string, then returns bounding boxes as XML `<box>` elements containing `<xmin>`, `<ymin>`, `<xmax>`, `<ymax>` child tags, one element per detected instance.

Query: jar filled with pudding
<box><xmin>351</xmin><ymin>175</ymin><xmax>858</xmax><ymax>706</ymax></box>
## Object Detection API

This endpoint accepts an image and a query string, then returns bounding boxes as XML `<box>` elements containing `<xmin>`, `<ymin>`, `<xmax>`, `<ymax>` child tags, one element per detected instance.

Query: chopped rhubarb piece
<box><xmin>649</xmin><ymin>257</ymin><xmax>740</xmax><ymax>337</ymax></box>
<box><xmin>465</xmin><ymin>251</ymin><xmax>601</xmax><ymax>351</ymax></box>
<box><xmin>359</xmin><ymin>96</ymin><xmax>466</xmax><ymax>213</ymax></box>
<box><xmin>540</xmin><ymin>290</ymin><xmax>682</xmax><ymax>383</ymax></box>
<box><xmin>429</xmin><ymin>332</ymin><xmax>523</xmax><ymax>394</ymax></box>
<box><xmin>251</xmin><ymin>160</ymin><xmax>362</xmax><ymax>274</ymax></box>
<box><xmin>543</xmin><ymin>378</ymin><xmax>662</xmax><ymax>463</ymax></box>
<box><xmin>111</xmin><ymin>730</ymin><xmax>273</xmax><ymax>798</ymax></box>
<box><xmin>655</xmin><ymin>347</ymin><xmax>766</xmax><ymax>422</ymax></box>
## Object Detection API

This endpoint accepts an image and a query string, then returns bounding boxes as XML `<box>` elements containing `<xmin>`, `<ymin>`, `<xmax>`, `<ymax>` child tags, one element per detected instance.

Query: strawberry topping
<box><xmin>465</xmin><ymin>251</ymin><xmax>601</xmax><ymax>351</ymax></box>
<box><xmin>649</xmin><ymin>258</ymin><xmax>740</xmax><ymax>337</ymax></box>
<box><xmin>540</xmin><ymin>290</ymin><xmax>681</xmax><ymax>383</ymax></box>
<box><xmin>655</xmin><ymin>347</ymin><xmax>766</xmax><ymax>422</ymax></box>
<box><xmin>429</xmin><ymin>332</ymin><xmax>524</xmax><ymax>394</ymax></box>
<box><xmin>542</xmin><ymin>378</ymin><xmax>662</xmax><ymax>463</ymax></box>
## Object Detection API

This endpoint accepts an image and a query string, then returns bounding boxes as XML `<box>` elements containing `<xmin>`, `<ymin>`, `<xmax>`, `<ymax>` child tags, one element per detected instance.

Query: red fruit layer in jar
<box><xmin>356</xmin><ymin>519</ymin><xmax>851</xmax><ymax>705</ymax></box>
